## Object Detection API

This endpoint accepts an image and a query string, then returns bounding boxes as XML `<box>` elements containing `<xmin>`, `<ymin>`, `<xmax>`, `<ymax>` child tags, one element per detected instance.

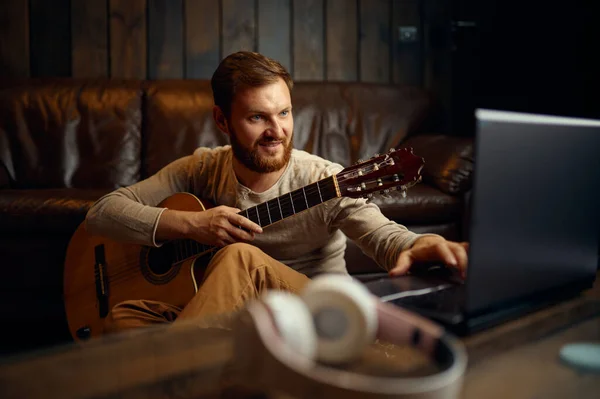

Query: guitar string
<box><xmin>75</xmin><ymin>169</ymin><xmax>400</xmax><ymax>290</ymax></box>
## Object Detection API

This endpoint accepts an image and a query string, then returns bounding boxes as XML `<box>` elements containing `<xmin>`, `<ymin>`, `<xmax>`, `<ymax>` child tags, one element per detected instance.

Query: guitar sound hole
<box><xmin>146</xmin><ymin>243</ymin><xmax>176</xmax><ymax>276</ymax></box>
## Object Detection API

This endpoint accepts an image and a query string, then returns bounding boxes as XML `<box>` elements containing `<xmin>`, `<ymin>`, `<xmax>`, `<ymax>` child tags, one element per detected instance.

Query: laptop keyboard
<box><xmin>389</xmin><ymin>284</ymin><xmax>465</xmax><ymax>314</ymax></box>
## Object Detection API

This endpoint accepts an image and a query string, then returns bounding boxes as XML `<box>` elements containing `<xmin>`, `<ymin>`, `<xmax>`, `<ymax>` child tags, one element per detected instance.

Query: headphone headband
<box><xmin>232</xmin><ymin>299</ymin><xmax>467</xmax><ymax>398</ymax></box>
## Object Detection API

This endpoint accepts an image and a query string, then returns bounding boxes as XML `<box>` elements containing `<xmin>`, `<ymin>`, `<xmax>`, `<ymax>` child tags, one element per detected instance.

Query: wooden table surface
<box><xmin>459</xmin><ymin>271</ymin><xmax>600</xmax><ymax>399</ymax></box>
<box><xmin>1</xmin><ymin>272</ymin><xmax>599</xmax><ymax>399</ymax></box>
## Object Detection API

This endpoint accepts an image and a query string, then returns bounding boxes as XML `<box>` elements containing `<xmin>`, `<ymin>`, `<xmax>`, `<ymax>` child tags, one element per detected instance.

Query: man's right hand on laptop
<box><xmin>389</xmin><ymin>236</ymin><xmax>469</xmax><ymax>279</ymax></box>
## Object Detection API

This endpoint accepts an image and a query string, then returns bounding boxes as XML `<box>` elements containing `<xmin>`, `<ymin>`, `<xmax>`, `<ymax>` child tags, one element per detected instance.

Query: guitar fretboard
<box><xmin>172</xmin><ymin>175</ymin><xmax>339</xmax><ymax>263</ymax></box>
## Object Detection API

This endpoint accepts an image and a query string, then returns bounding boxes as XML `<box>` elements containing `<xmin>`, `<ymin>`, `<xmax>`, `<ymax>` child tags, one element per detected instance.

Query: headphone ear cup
<box><xmin>260</xmin><ymin>291</ymin><xmax>318</xmax><ymax>360</ymax></box>
<box><xmin>301</xmin><ymin>274</ymin><xmax>378</xmax><ymax>365</ymax></box>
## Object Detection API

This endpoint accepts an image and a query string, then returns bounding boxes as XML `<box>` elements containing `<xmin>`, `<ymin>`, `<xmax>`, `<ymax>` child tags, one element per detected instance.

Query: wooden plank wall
<box><xmin>0</xmin><ymin>0</ymin><xmax>442</xmax><ymax>87</ymax></box>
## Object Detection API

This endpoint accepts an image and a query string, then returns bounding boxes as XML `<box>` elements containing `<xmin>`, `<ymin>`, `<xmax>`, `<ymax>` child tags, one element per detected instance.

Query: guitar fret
<box><xmin>266</xmin><ymin>201</ymin><xmax>272</xmax><ymax>224</ymax></box>
<box><xmin>255</xmin><ymin>206</ymin><xmax>261</xmax><ymax>226</ymax></box>
<box><xmin>267</xmin><ymin>200</ymin><xmax>282</xmax><ymax>223</ymax></box>
<box><xmin>289</xmin><ymin>192</ymin><xmax>295</xmax><ymax>214</ymax></box>
<box><xmin>302</xmin><ymin>187</ymin><xmax>309</xmax><ymax>208</ymax></box>
<box><xmin>317</xmin><ymin>181</ymin><xmax>323</xmax><ymax>202</ymax></box>
<box><xmin>277</xmin><ymin>197</ymin><xmax>283</xmax><ymax>219</ymax></box>
<box><xmin>247</xmin><ymin>207</ymin><xmax>258</xmax><ymax>226</ymax></box>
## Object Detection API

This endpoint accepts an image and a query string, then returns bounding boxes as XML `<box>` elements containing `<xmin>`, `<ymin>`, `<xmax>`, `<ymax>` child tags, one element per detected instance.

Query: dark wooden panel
<box><xmin>326</xmin><ymin>0</ymin><xmax>357</xmax><ymax>81</ymax></box>
<box><xmin>423</xmin><ymin>0</ymin><xmax>451</xmax><ymax>92</ymax></box>
<box><xmin>392</xmin><ymin>0</ymin><xmax>422</xmax><ymax>86</ymax></box>
<box><xmin>222</xmin><ymin>0</ymin><xmax>256</xmax><ymax>57</ymax></box>
<box><xmin>148</xmin><ymin>0</ymin><xmax>184</xmax><ymax>78</ymax></box>
<box><xmin>185</xmin><ymin>0</ymin><xmax>220</xmax><ymax>79</ymax></box>
<box><xmin>30</xmin><ymin>0</ymin><xmax>71</xmax><ymax>77</ymax></box>
<box><xmin>422</xmin><ymin>0</ymin><xmax>451</xmax><ymax>130</ymax></box>
<box><xmin>359</xmin><ymin>0</ymin><xmax>391</xmax><ymax>83</ymax></box>
<box><xmin>258</xmin><ymin>0</ymin><xmax>291</xmax><ymax>72</ymax></box>
<box><xmin>0</xmin><ymin>0</ymin><xmax>29</xmax><ymax>77</ymax></box>
<box><xmin>109</xmin><ymin>0</ymin><xmax>147</xmax><ymax>79</ymax></box>
<box><xmin>293</xmin><ymin>0</ymin><xmax>324</xmax><ymax>81</ymax></box>
<box><xmin>72</xmin><ymin>0</ymin><xmax>108</xmax><ymax>78</ymax></box>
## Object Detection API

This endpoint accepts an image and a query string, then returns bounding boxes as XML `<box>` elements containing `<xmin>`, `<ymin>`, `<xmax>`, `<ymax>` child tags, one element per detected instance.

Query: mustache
<box><xmin>257</xmin><ymin>136</ymin><xmax>284</xmax><ymax>145</ymax></box>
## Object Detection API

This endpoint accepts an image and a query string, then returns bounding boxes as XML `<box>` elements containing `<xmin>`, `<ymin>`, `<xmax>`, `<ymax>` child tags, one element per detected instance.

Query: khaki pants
<box><xmin>104</xmin><ymin>243</ymin><xmax>311</xmax><ymax>333</ymax></box>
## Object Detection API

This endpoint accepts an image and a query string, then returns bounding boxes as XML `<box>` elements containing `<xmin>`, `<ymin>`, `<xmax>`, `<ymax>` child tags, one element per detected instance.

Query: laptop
<box><xmin>365</xmin><ymin>108</ymin><xmax>600</xmax><ymax>335</ymax></box>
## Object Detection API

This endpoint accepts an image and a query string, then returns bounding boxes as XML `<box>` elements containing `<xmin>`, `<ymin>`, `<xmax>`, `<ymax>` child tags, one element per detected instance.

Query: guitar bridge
<box><xmin>94</xmin><ymin>245</ymin><xmax>110</xmax><ymax>318</ymax></box>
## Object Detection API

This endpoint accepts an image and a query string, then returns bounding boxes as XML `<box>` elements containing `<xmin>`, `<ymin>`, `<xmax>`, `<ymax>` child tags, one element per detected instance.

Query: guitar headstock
<box><xmin>337</xmin><ymin>148</ymin><xmax>424</xmax><ymax>199</ymax></box>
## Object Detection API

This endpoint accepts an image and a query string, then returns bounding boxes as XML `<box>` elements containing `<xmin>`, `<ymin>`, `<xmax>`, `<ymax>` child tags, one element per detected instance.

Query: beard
<box><xmin>229</xmin><ymin>127</ymin><xmax>293</xmax><ymax>173</ymax></box>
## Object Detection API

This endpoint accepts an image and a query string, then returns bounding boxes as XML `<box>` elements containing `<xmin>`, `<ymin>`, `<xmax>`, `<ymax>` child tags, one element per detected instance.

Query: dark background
<box><xmin>451</xmin><ymin>0</ymin><xmax>599</xmax><ymax>135</ymax></box>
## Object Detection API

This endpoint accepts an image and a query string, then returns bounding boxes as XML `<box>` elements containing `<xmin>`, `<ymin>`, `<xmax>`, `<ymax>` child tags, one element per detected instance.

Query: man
<box><xmin>86</xmin><ymin>51</ymin><xmax>468</xmax><ymax>332</ymax></box>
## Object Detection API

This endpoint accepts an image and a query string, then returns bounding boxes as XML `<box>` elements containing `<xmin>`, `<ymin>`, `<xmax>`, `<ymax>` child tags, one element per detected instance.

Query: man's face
<box><xmin>226</xmin><ymin>78</ymin><xmax>293</xmax><ymax>173</ymax></box>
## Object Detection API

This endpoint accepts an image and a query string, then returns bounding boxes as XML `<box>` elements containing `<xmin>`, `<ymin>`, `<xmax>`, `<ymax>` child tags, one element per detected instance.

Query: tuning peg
<box><xmin>388</xmin><ymin>148</ymin><xmax>396</xmax><ymax>153</ymax></box>
<box><xmin>357</xmin><ymin>159</ymin><xmax>364</xmax><ymax>164</ymax></box>
<box><xmin>365</xmin><ymin>193</ymin><xmax>374</xmax><ymax>203</ymax></box>
<box><xmin>371</xmin><ymin>153</ymin><xmax>380</xmax><ymax>159</ymax></box>
<box><xmin>401</xmin><ymin>190</ymin><xmax>407</xmax><ymax>198</ymax></box>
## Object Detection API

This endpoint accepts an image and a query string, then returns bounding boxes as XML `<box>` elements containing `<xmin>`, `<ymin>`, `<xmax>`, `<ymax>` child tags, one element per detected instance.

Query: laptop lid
<box><xmin>464</xmin><ymin>109</ymin><xmax>600</xmax><ymax>315</ymax></box>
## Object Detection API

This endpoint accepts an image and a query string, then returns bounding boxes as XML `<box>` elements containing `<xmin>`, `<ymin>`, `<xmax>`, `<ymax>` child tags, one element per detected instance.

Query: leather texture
<box><xmin>402</xmin><ymin>134</ymin><xmax>474</xmax><ymax>195</ymax></box>
<box><xmin>0</xmin><ymin>189</ymin><xmax>108</xmax><ymax>234</ymax></box>
<box><xmin>0</xmin><ymin>78</ymin><xmax>474</xmax><ymax>355</ymax></box>
<box><xmin>0</xmin><ymin>79</ymin><xmax>142</xmax><ymax>189</ymax></box>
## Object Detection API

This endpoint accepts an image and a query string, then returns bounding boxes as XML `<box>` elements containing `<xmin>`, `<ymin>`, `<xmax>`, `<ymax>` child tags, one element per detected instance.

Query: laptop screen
<box><xmin>465</xmin><ymin>109</ymin><xmax>600</xmax><ymax>314</ymax></box>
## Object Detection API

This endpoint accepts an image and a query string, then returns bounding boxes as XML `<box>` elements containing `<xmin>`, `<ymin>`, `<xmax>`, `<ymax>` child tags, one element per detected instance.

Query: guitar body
<box><xmin>63</xmin><ymin>193</ymin><xmax>213</xmax><ymax>341</ymax></box>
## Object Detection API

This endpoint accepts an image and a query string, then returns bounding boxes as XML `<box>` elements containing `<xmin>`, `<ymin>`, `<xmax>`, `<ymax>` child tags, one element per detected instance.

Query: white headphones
<box><xmin>232</xmin><ymin>274</ymin><xmax>468</xmax><ymax>398</ymax></box>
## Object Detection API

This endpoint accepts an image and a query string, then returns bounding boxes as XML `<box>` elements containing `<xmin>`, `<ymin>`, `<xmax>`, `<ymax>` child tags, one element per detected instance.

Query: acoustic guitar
<box><xmin>63</xmin><ymin>148</ymin><xmax>425</xmax><ymax>341</ymax></box>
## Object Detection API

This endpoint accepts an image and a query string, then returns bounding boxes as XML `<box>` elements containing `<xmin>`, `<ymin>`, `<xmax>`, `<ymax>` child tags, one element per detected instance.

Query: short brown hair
<box><xmin>211</xmin><ymin>51</ymin><xmax>293</xmax><ymax>117</ymax></box>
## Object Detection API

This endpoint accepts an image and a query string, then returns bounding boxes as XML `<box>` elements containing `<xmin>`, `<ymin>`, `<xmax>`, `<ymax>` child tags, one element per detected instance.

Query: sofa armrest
<box><xmin>0</xmin><ymin>188</ymin><xmax>110</xmax><ymax>234</ymax></box>
<box><xmin>402</xmin><ymin>134</ymin><xmax>474</xmax><ymax>196</ymax></box>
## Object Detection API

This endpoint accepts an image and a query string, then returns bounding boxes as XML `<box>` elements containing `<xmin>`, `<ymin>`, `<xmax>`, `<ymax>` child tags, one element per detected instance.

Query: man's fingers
<box><xmin>227</xmin><ymin>225</ymin><xmax>256</xmax><ymax>242</ymax></box>
<box><xmin>389</xmin><ymin>251</ymin><xmax>413</xmax><ymax>276</ymax></box>
<box><xmin>229</xmin><ymin>213</ymin><xmax>263</xmax><ymax>234</ymax></box>
<box><xmin>435</xmin><ymin>243</ymin><xmax>458</xmax><ymax>268</ymax></box>
<box><xmin>449</xmin><ymin>243</ymin><xmax>468</xmax><ymax>277</ymax></box>
<box><xmin>390</xmin><ymin>242</ymin><xmax>461</xmax><ymax>277</ymax></box>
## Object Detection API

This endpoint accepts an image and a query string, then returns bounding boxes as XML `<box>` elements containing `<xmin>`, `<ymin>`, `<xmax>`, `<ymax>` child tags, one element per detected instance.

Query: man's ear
<box><xmin>213</xmin><ymin>106</ymin><xmax>230</xmax><ymax>135</ymax></box>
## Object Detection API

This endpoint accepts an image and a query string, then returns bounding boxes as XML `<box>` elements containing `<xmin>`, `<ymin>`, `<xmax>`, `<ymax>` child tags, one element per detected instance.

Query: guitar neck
<box><xmin>172</xmin><ymin>175</ymin><xmax>340</xmax><ymax>263</ymax></box>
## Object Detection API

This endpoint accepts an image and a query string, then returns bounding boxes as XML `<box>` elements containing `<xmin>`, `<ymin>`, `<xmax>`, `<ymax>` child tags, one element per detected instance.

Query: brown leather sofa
<box><xmin>0</xmin><ymin>79</ymin><xmax>474</xmax><ymax>355</ymax></box>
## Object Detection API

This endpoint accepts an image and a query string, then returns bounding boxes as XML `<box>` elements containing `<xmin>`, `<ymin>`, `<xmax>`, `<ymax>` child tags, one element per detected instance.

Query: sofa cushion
<box><xmin>0</xmin><ymin>189</ymin><xmax>109</xmax><ymax>234</ymax></box>
<box><xmin>372</xmin><ymin>183</ymin><xmax>462</xmax><ymax>224</ymax></box>
<box><xmin>291</xmin><ymin>83</ymin><xmax>439</xmax><ymax>167</ymax></box>
<box><xmin>143</xmin><ymin>80</ymin><xmax>230</xmax><ymax>177</ymax></box>
<box><xmin>0</xmin><ymin>79</ymin><xmax>142</xmax><ymax>189</ymax></box>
